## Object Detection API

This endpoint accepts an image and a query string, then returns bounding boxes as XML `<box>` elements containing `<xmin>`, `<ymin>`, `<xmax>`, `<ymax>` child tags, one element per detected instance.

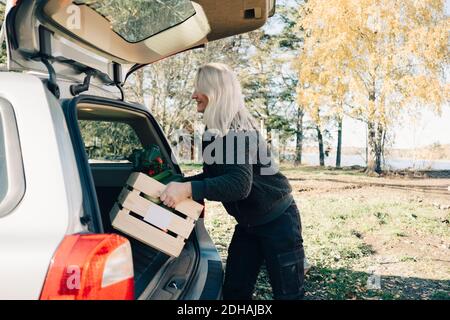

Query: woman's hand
<box><xmin>160</xmin><ymin>182</ymin><xmax>192</xmax><ymax>208</ymax></box>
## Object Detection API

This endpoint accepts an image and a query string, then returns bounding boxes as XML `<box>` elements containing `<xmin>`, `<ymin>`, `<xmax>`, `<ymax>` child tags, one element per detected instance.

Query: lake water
<box><xmin>294</xmin><ymin>153</ymin><xmax>450</xmax><ymax>170</ymax></box>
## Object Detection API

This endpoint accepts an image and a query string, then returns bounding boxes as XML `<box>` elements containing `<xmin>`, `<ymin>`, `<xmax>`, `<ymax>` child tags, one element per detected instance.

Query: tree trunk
<box><xmin>294</xmin><ymin>107</ymin><xmax>304</xmax><ymax>166</ymax></box>
<box><xmin>280</xmin><ymin>143</ymin><xmax>287</xmax><ymax>163</ymax></box>
<box><xmin>375</xmin><ymin>122</ymin><xmax>384</xmax><ymax>172</ymax></box>
<box><xmin>134</xmin><ymin>69</ymin><xmax>145</xmax><ymax>104</ymax></box>
<box><xmin>366</xmin><ymin>121</ymin><xmax>383</xmax><ymax>174</ymax></box>
<box><xmin>336</xmin><ymin>117</ymin><xmax>343</xmax><ymax>168</ymax></box>
<box><xmin>317</xmin><ymin>126</ymin><xmax>325</xmax><ymax>167</ymax></box>
<box><xmin>366</xmin><ymin>87</ymin><xmax>384</xmax><ymax>174</ymax></box>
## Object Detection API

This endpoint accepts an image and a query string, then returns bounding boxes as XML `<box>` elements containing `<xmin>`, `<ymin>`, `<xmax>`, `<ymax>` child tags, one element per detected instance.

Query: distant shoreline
<box><xmin>281</xmin><ymin>153</ymin><xmax>450</xmax><ymax>170</ymax></box>
<box><xmin>286</xmin><ymin>143</ymin><xmax>450</xmax><ymax>162</ymax></box>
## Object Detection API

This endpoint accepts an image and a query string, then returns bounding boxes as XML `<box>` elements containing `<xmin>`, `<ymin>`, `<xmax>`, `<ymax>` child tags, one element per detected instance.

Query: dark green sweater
<box><xmin>184</xmin><ymin>130</ymin><xmax>293</xmax><ymax>227</ymax></box>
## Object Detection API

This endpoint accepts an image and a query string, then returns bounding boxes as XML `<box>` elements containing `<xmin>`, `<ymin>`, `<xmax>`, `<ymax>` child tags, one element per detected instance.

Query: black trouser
<box><xmin>223</xmin><ymin>202</ymin><xmax>305</xmax><ymax>300</ymax></box>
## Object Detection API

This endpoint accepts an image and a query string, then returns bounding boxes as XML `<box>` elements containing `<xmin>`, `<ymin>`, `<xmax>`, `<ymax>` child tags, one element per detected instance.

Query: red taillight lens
<box><xmin>40</xmin><ymin>234</ymin><xmax>134</xmax><ymax>300</ymax></box>
<box><xmin>9</xmin><ymin>0</ymin><xmax>21</xmax><ymax>7</ymax></box>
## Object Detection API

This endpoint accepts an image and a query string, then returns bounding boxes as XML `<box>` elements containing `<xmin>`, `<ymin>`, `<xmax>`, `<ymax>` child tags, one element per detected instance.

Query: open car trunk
<box><xmin>62</xmin><ymin>95</ymin><xmax>199</xmax><ymax>299</ymax></box>
<box><xmin>6</xmin><ymin>0</ymin><xmax>275</xmax><ymax>93</ymax></box>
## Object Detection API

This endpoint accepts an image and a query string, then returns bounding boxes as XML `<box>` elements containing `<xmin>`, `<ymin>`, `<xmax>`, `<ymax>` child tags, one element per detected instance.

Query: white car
<box><xmin>0</xmin><ymin>0</ymin><xmax>274</xmax><ymax>300</ymax></box>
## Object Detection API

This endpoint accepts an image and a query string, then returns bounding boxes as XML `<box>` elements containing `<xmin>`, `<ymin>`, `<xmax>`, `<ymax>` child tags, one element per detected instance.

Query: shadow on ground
<box><xmin>253</xmin><ymin>265</ymin><xmax>450</xmax><ymax>300</ymax></box>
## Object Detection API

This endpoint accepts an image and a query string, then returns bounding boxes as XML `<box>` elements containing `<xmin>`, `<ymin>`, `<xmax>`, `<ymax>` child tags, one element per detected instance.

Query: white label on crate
<box><xmin>144</xmin><ymin>203</ymin><xmax>173</xmax><ymax>230</ymax></box>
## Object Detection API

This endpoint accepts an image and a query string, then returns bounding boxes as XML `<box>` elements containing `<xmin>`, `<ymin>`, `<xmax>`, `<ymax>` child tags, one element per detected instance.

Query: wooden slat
<box><xmin>127</xmin><ymin>172</ymin><xmax>164</xmax><ymax>199</ymax></box>
<box><xmin>112</xmin><ymin>209</ymin><xmax>185</xmax><ymax>257</ymax></box>
<box><xmin>117</xmin><ymin>188</ymin><xmax>131</xmax><ymax>205</ymax></box>
<box><xmin>109</xmin><ymin>203</ymin><xmax>122</xmax><ymax>222</ymax></box>
<box><xmin>128</xmin><ymin>172</ymin><xmax>204</xmax><ymax>220</ymax></box>
<box><xmin>118</xmin><ymin>189</ymin><xmax>194</xmax><ymax>239</ymax></box>
<box><xmin>174</xmin><ymin>200</ymin><xmax>204</xmax><ymax>220</ymax></box>
<box><xmin>111</xmin><ymin>172</ymin><xmax>204</xmax><ymax>257</ymax></box>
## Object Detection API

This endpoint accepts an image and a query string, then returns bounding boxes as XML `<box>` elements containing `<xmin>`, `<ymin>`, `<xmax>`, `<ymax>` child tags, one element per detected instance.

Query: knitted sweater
<box><xmin>184</xmin><ymin>130</ymin><xmax>293</xmax><ymax>227</ymax></box>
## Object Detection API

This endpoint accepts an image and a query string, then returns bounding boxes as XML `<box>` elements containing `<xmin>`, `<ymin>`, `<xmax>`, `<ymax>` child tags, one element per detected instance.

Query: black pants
<box><xmin>223</xmin><ymin>202</ymin><xmax>305</xmax><ymax>300</ymax></box>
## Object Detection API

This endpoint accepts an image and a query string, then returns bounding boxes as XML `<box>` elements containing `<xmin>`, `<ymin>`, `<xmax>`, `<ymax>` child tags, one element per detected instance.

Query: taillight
<box><xmin>9</xmin><ymin>0</ymin><xmax>21</xmax><ymax>7</ymax></box>
<box><xmin>40</xmin><ymin>234</ymin><xmax>134</xmax><ymax>300</ymax></box>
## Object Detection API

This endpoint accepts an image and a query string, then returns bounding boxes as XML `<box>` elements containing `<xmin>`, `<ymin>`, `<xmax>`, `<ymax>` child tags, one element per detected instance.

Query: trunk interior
<box><xmin>75</xmin><ymin>101</ymin><xmax>193</xmax><ymax>298</ymax></box>
<box><xmin>90</xmin><ymin>163</ymin><xmax>172</xmax><ymax>297</ymax></box>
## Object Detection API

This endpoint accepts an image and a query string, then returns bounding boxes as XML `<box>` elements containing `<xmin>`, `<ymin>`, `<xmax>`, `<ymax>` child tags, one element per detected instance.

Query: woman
<box><xmin>159</xmin><ymin>63</ymin><xmax>305</xmax><ymax>300</ymax></box>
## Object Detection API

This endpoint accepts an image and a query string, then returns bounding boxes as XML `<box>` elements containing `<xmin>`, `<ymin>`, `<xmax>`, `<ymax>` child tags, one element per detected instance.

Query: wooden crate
<box><xmin>110</xmin><ymin>172</ymin><xmax>204</xmax><ymax>257</ymax></box>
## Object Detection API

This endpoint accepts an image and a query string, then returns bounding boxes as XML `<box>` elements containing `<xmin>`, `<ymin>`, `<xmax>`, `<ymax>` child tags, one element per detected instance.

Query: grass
<box><xmin>181</xmin><ymin>164</ymin><xmax>450</xmax><ymax>300</ymax></box>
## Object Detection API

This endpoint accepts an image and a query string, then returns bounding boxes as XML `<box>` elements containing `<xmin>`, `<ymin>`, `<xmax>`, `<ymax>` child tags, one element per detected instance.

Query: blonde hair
<box><xmin>194</xmin><ymin>63</ymin><xmax>257</xmax><ymax>136</ymax></box>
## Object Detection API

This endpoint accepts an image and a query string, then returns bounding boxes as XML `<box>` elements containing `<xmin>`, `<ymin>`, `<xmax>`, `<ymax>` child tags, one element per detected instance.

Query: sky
<box><xmin>343</xmin><ymin>108</ymin><xmax>450</xmax><ymax>149</ymax></box>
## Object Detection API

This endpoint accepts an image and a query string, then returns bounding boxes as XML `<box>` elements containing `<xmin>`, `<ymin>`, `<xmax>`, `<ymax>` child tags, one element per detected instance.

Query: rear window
<box><xmin>79</xmin><ymin>120</ymin><xmax>143</xmax><ymax>162</ymax></box>
<box><xmin>0</xmin><ymin>114</ymin><xmax>7</xmax><ymax>203</ymax></box>
<box><xmin>0</xmin><ymin>97</ymin><xmax>25</xmax><ymax>218</ymax></box>
<box><xmin>75</xmin><ymin>0</ymin><xmax>196</xmax><ymax>43</ymax></box>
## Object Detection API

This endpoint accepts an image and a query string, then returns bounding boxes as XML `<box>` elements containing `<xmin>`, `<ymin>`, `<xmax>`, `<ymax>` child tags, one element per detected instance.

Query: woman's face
<box><xmin>192</xmin><ymin>90</ymin><xmax>209</xmax><ymax>113</ymax></box>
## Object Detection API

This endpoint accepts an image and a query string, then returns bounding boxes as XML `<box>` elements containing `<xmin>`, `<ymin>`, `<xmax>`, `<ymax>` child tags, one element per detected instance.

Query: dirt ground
<box><xmin>183</xmin><ymin>164</ymin><xmax>450</xmax><ymax>300</ymax></box>
<box><xmin>285</xmin><ymin>166</ymin><xmax>450</xmax><ymax>300</ymax></box>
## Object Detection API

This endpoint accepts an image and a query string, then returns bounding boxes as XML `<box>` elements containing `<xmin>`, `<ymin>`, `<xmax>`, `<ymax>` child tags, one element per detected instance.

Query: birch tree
<box><xmin>296</xmin><ymin>0</ymin><xmax>449</xmax><ymax>173</ymax></box>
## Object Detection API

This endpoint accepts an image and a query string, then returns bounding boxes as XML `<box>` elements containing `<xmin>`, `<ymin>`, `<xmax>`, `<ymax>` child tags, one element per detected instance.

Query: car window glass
<box><xmin>0</xmin><ymin>114</ymin><xmax>8</xmax><ymax>202</ymax></box>
<box><xmin>0</xmin><ymin>98</ymin><xmax>25</xmax><ymax>217</ymax></box>
<box><xmin>79</xmin><ymin>120</ymin><xmax>143</xmax><ymax>162</ymax></box>
<box><xmin>74</xmin><ymin>0</ymin><xmax>196</xmax><ymax>43</ymax></box>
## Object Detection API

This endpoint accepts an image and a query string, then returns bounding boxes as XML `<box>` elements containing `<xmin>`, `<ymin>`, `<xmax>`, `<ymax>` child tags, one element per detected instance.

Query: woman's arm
<box><xmin>190</xmin><ymin>162</ymin><xmax>253</xmax><ymax>203</ymax></box>
<box><xmin>182</xmin><ymin>172</ymin><xmax>205</xmax><ymax>182</ymax></box>
<box><xmin>162</xmin><ymin>134</ymin><xmax>255</xmax><ymax>206</ymax></box>
<box><xmin>160</xmin><ymin>162</ymin><xmax>253</xmax><ymax>208</ymax></box>
<box><xmin>159</xmin><ymin>170</ymin><xmax>205</xmax><ymax>208</ymax></box>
